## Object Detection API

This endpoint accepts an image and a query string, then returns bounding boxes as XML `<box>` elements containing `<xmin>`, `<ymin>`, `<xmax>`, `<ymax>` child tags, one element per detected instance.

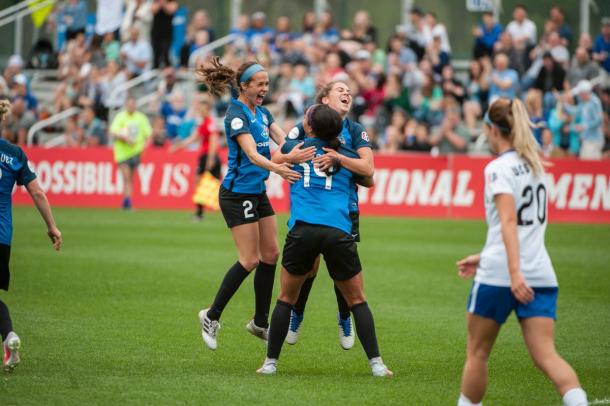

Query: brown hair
<box><xmin>315</xmin><ymin>80</ymin><xmax>348</xmax><ymax>104</ymax></box>
<box><xmin>488</xmin><ymin>98</ymin><xmax>544</xmax><ymax>176</ymax></box>
<box><xmin>0</xmin><ymin>99</ymin><xmax>11</xmax><ymax>123</ymax></box>
<box><xmin>196</xmin><ymin>56</ymin><xmax>259</xmax><ymax>96</ymax></box>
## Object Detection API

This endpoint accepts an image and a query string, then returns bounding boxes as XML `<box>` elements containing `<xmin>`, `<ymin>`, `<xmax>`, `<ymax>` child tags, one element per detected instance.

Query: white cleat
<box><xmin>256</xmin><ymin>358</ymin><xmax>277</xmax><ymax>375</ymax></box>
<box><xmin>370</xmin><ymin>357</ymin><xmax>394</xmax><ymax>377</ymax></box>
<box><xmin>338</xmin><ymin>314</ymin><xmax>355</xmax><ymax>350</ymax></box>
<box><xmin>3</xmin><ymin>332</ymin><xmax>21</xmax><ymax>372</ymax></box>
<box><xmin>246</xmin><ymin>319</ymin><xmax>268</xmax><ymax>342</ymax></box>
<box><xmin>285</xmin><ymin>310</ymin><xmax>303</xmax><ymax>345</ymax></box>
<box><xmin>198</xmin><ymin>308</ymin><xmax>220</xmax><ymax>350</ymax></box>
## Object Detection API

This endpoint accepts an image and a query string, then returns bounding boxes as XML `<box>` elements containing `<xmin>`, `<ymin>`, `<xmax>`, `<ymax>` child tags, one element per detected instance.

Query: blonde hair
<box><xmin>488</xmin><ymin>98</ymin><xmax>544</xmax><ymax>177</ymax></box>
<box><xmin>0</xmin><ymin>99</ymin><xmax>11</xmax><ymax>122</ymax></box>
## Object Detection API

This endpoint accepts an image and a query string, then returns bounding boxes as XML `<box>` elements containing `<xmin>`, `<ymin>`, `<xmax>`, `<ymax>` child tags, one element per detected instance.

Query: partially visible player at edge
<box><xmin>456</xmin><ymin>98</ymin><xmax>587</xmax><ymax>406</ymax></box>
<box><xmin>258</xmin><ymin>104</ymin><xmax>391</xmax><ymax>377</ymax></box>
<box><xmin>273</xmin><ymin>80</ymin><xmax>374</xmax><ymax>350</ymax></box>
<box><xmin>0</xmin><ymin>98</ymin><xmax>62</xmax><ymax>371</ymax></box>
<box><xmin>195</xmin><ymin>57</ymin><xmax>315</xmax><ymax>350</ymax></box>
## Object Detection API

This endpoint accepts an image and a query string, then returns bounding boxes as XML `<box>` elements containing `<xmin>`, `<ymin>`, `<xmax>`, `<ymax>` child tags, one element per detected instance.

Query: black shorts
<box><xmin>350</xmin><ymin>211</ymin><xmax>361</xmax><ymax>242</ymax></box>
<box><xmin>196</xmin><ymin>154</ymin><xmax>222</xmax><ymax>178</ymax></box>
<box><xmin>282</xmin><ymin>222</ymin><xmax>361</xmax><ymax>281</ymax></box>
<box><xmin>219</xmin><ymin>186</ymin><xmax>275</xmax><ymax>228</ymax></box>
<box><xmin>0</xmin><ymin>244</ymin><xmax>10</xmax><ymax>291</ymax></box>
<box><xmin>118</xmin><ymin>154</ymin><xmax>141</xmax><ymax>170</ymax></box>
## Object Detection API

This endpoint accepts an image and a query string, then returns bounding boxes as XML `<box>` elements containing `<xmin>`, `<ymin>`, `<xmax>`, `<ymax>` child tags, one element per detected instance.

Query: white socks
<box><xmin>562</xmin><ymin>388</ymin><xmax>588</xmax><ymax>406</ymax></box>
<box><xmin>458</xmin><ymin>393</ymin><xmax>482</xmax><ymax>406</ymax></box>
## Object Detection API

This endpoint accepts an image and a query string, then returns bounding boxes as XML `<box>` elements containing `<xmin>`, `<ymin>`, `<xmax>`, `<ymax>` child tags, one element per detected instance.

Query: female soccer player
<box><xmin>0</xmin><ymin>98</ymin><xmax>62</xmax><ymax>371</ymax></box>
<box><xmin>170</xmin><ymin>98</ymin><xmax>222</xmax><ymax>221</ymax></box>
<box><xmin>456</xmin><ymin>98</ymin><xmax>587</xmax><ymax>406</ymax></box>
<box><xmin>195</xmin><ymin>57</ymin><xmax>315</xmax><ymax>350</ymax></box>
<box><xmin>274</xmin><ymin>80</ymin><xmax>374</xmax><ymax>350</ymax></box>
<box><xmin>258</xmin><ymin>104</ymin><xmax>391</xmax><ymax>377</ymax></box>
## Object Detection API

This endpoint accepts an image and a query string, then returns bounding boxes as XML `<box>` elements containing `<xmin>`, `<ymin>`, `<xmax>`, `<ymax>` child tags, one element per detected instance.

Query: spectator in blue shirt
<box><xmin>246</xmin><ymin>12</ymin><xmax>274</xmax><ymax>52</ymax></box>
<box><xmin>592</xmin><ymin>17</ymin><xmax>610</xmax><ymax>75</ymax></box>
<box><xmin>489</xmin><ymin>53</ymin><xmax>519</xmax><ymax>103</ymax></box>
<box><xmin>160</xmin><ymin>91</ymin><xmax>188</xmax><ymax>141</ymax></box>
<box><xmin>58</xmin><ymin>0</ymin><xmax>88</xmax><ymax>40</ymax></box>
<box><xmin>549</xmin><ymin>6</ymin><xmax>572</xmax><ymax>45</ymax></box>
<box><xmin>473</xmin><ymin>12</ymin><xmax>503</xmax><ymax>58</ymax></box>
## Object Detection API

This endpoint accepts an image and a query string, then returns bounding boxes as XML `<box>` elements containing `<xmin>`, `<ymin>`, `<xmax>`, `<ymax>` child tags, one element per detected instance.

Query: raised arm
<box><xmin>236</xmin><ymin>133</ymin><xmax>301</xmax><ymax>183</ymax></box>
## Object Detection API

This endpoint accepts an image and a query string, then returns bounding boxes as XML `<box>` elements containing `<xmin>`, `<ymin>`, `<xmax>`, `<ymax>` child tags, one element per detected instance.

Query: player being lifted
<box><xmin>456</xmin><ymin>98</ymin><xmax>587</xmax><ymax>406</ymax></box>
<box><xmin>258</xmin><ymin>104</ymin><xmax>391</xmax><ymax>377</ymax></box>
<box><xmin>273</xmin><ymin>80</ymin><xmax>374</xmax><ymax>350</ymax></box>
<box><xmin>0</xmin><ymin>99</ymin><xmax>62</xmax><ymax>371</ymax></box>
<box><xmin>195</xmin><ymin>57</ymin><xmax>315</xmax><ymax>350</ymax></box>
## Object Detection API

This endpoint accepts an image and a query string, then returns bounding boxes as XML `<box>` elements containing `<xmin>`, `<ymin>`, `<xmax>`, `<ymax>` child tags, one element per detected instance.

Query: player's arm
<box><xmin>495</xmin><ymin>193</ymin><xmax>534</xmax><ymax>304</ymax></box>
<box><xmin>169</xmin><ymin>128</ymin><xmax>199</xmax><ymax>152</ymax></box>
<box><xmin>236</xmin><ymin>133</ymin><xmax>301</xmax><ymax>183</ymax></box>
<box><xmin>25</xmin><ymin>179</ymin><xmax>62</xmax><ymax>251</ymax></box>
<box><xmin>354</xmin><ymin>175</ymin><xmax>374</xmax><ymax>187</ymax></box>
<box><xmin>270</xmin><ymin>124</ymin><xmax>316</xmax><ymax>164</ymax></box>
<box><xmin>315</xmin><ymin>146</ymin><xmax>374</xmax><ymax>178</ymax></box>
<box><xmin>204</xmin><ymin>131</ymin><xmax>220</xmax><ymax>172</ymax></box>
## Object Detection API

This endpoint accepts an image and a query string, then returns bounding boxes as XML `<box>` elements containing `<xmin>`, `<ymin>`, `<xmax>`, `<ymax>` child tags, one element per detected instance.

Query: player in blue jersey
<box><xmin>195</xmin><ymin>57</ymin><xmax>316</xmax><ymax>350</ymax></box>
<box><xmin>257</xmin><ymin>104</ymin><xmax>392</xmax><ymax>377</ymax></box>
<box><xmin>0</xmin><ymin>99</ymin><xmax>62</xmax><ymax>371</ymax></box>
<box><xmin>274</xmin><ymin>81</ymin><xmax>374</xmax><ymax>350</ymax></box>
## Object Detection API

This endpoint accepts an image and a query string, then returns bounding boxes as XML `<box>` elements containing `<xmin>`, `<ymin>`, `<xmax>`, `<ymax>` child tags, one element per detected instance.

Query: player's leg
<box><xmin>520</xmin><ymin>317</ymin><xmax>587</xmax><ymax>406</ymax></box>
<box><xmin>1</xmin><ymin>245</ymin><xmax>19</xmax><ymax>371</ymax></box>
<box><xmin>118</xmin><ymin>163</ymin><xmax>133</xmax><ymax>209</ymax></box>
<box><xmin>458</xmin><ymin>313</ymin><xmax>500</xmax><ymax>405</ymax></box>
<box><xmin>286</xmin><ymin>256</ymin><xmax>320</xmax><ymax>345</ymax></box>
<box><xmin>194</xmin><ymin>155</ymin><xmax>205</xmax><ymax>220</ymax></box>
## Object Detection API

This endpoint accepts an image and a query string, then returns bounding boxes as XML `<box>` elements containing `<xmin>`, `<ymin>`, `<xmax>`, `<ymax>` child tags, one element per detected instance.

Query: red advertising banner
<box><xmin>13</xmin><ymin>147</ymin><xmax>610</xmax><ymax>223</ymax></box>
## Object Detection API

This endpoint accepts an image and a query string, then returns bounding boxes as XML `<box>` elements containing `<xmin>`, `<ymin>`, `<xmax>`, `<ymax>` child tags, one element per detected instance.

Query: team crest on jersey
<box><xmin>287</xmin><ymin>127</ymin><xmax>300</xmax><ymax>139</ymax></box>
<box><xmin>361</xmin><ymin>131</ymin><xmax>369</xmax><ymax>142</ymax></box>
<box><xmin>488</xmin><ymin>172</ymin><xmax>498</xmax><ymax>183</ymax></box>
<box><xmin>231</xmin><ymin>118</ymin><xmax>244</xmax><ymax>130</ymax></box>
<box><xmin>261</xmin><ymin>126</ymin><xmax>270</xmax><ymax>139</ymax></box>
<box><xmin>262</xmin><ymin>115</ymin><xmax>269</xmax><ymax>125</ymax></box>
<box><xmin>338</xmin><ymin>136</ymin><xmax>346</xmax><ymax>145</ymax></box>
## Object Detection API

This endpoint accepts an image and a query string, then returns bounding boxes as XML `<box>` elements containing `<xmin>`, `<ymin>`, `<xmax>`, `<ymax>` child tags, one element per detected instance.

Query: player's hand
<box><xmin>274</xmin><ymin>162</ymin><xmax>301</xmax><ymax>184</ymax></box>
<box><xmin>286</xmin><ymin>142</ymin><xmax>316</xmax><ymax>164</ymax></box>
<box><xmin>313</xmin><ymin>148</ymin><xmax>341</xmax><ymax>172</ymax></box>
<box><xmin>48</xmin><ymin>226</ymin><xmax>62</xmax><ymax>251</ymax></box>
<box><xmin>456</xmin><ymin>254</ymin><xmax>480</xmax><ymax>279</ymax></box>
<box><xmin>510</xmin><ymin>273</ymin><xmax>534</xmax><ymax>304</ymax></box>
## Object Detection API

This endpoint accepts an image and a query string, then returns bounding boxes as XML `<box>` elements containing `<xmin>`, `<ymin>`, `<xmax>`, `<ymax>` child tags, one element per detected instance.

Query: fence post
<box><xmin>15</xmin><ymin>15</ymin><xmax>23</xmax><ymax>57</ymax></box>
<box><xmin>580</xmin><ymin>0</ymin><xmax>590</xmax><ymax>36</ymax></box>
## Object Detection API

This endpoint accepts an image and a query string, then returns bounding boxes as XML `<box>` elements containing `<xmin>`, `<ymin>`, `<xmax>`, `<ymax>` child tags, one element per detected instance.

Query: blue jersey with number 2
<box><xmin>282</xmin><ymin>138</ymin><xmax>357</xmax><ymax>235</ymax></box>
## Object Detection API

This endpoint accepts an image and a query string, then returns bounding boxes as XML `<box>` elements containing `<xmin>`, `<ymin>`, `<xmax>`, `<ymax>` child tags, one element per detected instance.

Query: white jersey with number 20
<box><xmin>476</xmin><ymin>151</ymin><xmax>557</xmax><ymax>288</ymax></box>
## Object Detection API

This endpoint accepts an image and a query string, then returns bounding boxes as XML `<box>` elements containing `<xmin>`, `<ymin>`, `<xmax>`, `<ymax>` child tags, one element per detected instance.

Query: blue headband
<box><xmin>239</xmin><ymin>64</ymin><xmax>265</xmax><ymax>83</ymax></box>
<box><xmin>484</xmin><ymin>111</ymin><xmax>510</xmax><ymax>133</ymax></box>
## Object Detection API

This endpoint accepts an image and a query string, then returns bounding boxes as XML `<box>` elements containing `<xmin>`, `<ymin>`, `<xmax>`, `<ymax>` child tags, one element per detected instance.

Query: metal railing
<box><xmin>0</xmin><ymin>0</ymin><xmax>55</xmax><ymax>57</ymax></box>
<box><xmin>27</xmin><ymin>106</ymin><xmax>79</xmax><ymax>146</ymax></box>
<box><xmin>188</xmin><ymin>33</ymin><xmax>237</xmax><ymax>68</ymax></box>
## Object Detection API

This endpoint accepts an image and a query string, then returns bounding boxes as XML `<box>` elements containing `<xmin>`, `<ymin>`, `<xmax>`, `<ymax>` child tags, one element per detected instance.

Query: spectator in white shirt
<box><xmin>426</xmin><ymin>12</ymin><xmax>451</xmax><ymax>54</ymax></box>
<box><xmin>506</xmin><ymin>5</ymin><xmax>537</xmax><ymax>49</ymax></box>
<box><xmin>95</xmin><ymin>0</ymin><xmax>123</xmax><ymax>37</ymax></box>
<box><xmin>120</xmin><ymin>27</ymin><xmax>153</xmax><ymax>78</ymax></box>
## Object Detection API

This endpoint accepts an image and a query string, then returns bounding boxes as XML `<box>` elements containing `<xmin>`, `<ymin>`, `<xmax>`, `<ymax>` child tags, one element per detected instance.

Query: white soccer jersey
<box><xmin>476</xmin><ymin>151</ymin><xmax>558</xmax><ymax>288</ymax></box>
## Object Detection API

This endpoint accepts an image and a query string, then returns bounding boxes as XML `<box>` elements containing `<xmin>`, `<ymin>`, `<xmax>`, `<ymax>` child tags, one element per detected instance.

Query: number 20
<box><xmin>517</xmin><ymin>184</ymin><xmax>547</xmax><ymax>225</ymax></box>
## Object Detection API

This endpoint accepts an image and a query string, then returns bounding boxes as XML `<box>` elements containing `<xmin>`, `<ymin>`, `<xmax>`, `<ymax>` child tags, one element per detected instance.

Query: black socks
<box><xmin>334</xmin><ymin>284</ymin><xmax>350</xmax><ymax>319</ymax></box>
<box><xmin>351</xmin><ymin>302</ymin><xmax>380</xmax><ymax>359</ymax></box>
<box><xmin>293</xmin><ymin>276</ymin><xmax>315</xmax><ymax>315</ymax></box>
<box><xmin>207</xmin><ymin>261</ymin><xmax>250</xmax><ymax>321</ymax></box>
<box><xmin>267</xmin><ymin>299</ymin><xmax>292</xmax><ymax>359</ymax></box>
<box><xmin>253</xmin><ymin>262</ymin><xmax>276</xmax><ymax>328</ymax></box>
<box><xmin>0</xmin><ymin>300</ymin><xmax>12</xmax><ymax>341</ymax></box>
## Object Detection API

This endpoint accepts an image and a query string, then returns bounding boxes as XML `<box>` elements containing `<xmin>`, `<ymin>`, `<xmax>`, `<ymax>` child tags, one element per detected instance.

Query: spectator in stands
<box><xmin>188</xmin><ymin>10</ymin><xmax>216</xmax><ymax>44</ymax></box>
<box><xmin>343</xmin><ymin>10</ymin><xmax>377</xmax><ymax>45</ymax></box>
<box><xmin>429</xmin><ymin>99</ymin><xmax>470</xmax><ymax>154</ymax></box>
<box><xmin>578</xmin><ymin>32</ymin><xmax>594</xmax><ymax>57</ymax></box>
<box><xmin>386</xmin><ymin>34</ymin><xmax>417</xmax><ymax>73</ymax></box>
<box><xmin>440</xmin><ymin>65</ymin><xmax>465</xmax><ymax>106</ymax></box>
<box><xmin>404</xmin><ymin>121</ymin><xmax>432</xmax><ymax>152</ymax></box>
<box><xmin>549</xmin><ymin>6</ymin><xmax>572</xmax><ymax>45</ymax></box>
<box><xmin>95</xmin><ymin>0</ymin><xmax>123</xmax><ymax>39</ymax></box>
<box><xmin>284</xmin><ymin>62</ymin><xmax>315</xmax><ymax>116</ymax></box>
<box><xmin>592</xmin><ymin>17</ymin><xmax>610</xmax><ymax>82</ymax></box>
<box><xmin>428</xmin><ymin>35</ymin><xmax>451</xmax><ymax>76</ymax></box>
<box><xmin>405</xmin><ymin>7</ymin><xmax>431</xmax><ymax>61</ymax></box>
<box><xmin>160</xmin><ymin>91</ymin><xmax>188</xmax><ymax>141</ymax></box>
<box><xmin>120</xmin><ymin>27</ymin><xmax>153</xmax><ymax>78</ymax></box>
<box><xmin>80</xmin><ymin>105</ymin><xmax>108</xmax><ymax>146</ymax></box>
<box><xmin>382</xmin><ymin>108</ymin><xmax>409</xmax><ymax>152</ymax></box>
<box><xmin>561</xmin><ymin>80</ymin><xmax>604</xmax><ymax>160</ymax></box>
<box><xmin>3</xmin><ymin>55</ymin><xmax>24</xmax><ymax>89</ymax></box>
<box><xmin>316</xmin><ymin>11</ymin><xmax>340</xmax><ymax>45</ymax></box>
<box><xmin>488</xmin><ymin>53</ymin><xmax>519</xmax><ymax>103</ymax></box>
<box><xmin>524</xmin><ymin>89</ymin><xmax>549</xmax><ymax>146</ymax></box>
<box><xmin>58</xmin><ymin>0</ymin><xmax>88</xmax><ymax>41</ymax></box>
<box><xmin>567</xmin><ymin>47</ymin><xmax>600</xmax><ymax>87</ymax></box>
<box><xmin>533</xmin><ymin>52</ymin><xmax>567</xmax><ymax>112</ymax></box>
<box><xmin>121</xmin><ymin>0</ymin><xmax>153</xmax><ymax>44</ymax></box>
<box><xmin>246</xmin><ymin>12</ymin><xmax>274</xmax><ymax>52</ymax></box>
<box><xmin>151</xmin><ymin>0</ymin><xmax>178</xmax><ymax>69</ymax></box>
<box><xmin>473</xmin><ymin>12</ymin><xmax>503</xmax><ymax>58</ymax></box>
<box><xmin>547</xmin><ymin>100</ymin><xmax>580</xmax><ymax>157</ymax></box>
<box><xmin>426</xmin><ymin>12</ymin><xmax>450</xmax><ymax>55</ymax></box>
<box><xmin>601</xmin><ymin>88</ymin><xmax>610</xmax><ymax>159</ymax></box>
<box><xmin>180</xmin><ymin>29</ymin><xmax>210</xmax><ymax>67</ymax></box>
<box><xmin>11</xmin><ymin>74</ymin><xmax>37</xmax><ymax>113</ymax></box>
<box><xmin>494</xmin><ymin>32</ymin><xmax>528</xmax><ymax>76</ymax></box>
<box><xmin>63</xmin><ymin>116</ymin><xmax>82</xmax><ymax>147</ymax></box>
<box><xmin>109</xmin><ymin>96</ymin><xmax>152</xmax><ymax>210</ymax></box>
<box><xmin>4</xmin><ymin>98</ymin><xmax>35</xmax><ymax>145</ymax></box>
<box><xmin>383</xmin><ymin>72</ymin><xmax>412</xmax><ymax>118</ymax></box>
<box><xmin>463</xmin><ymin>58</ymin><xmax>491</xmax><ymax>134</ymax></box>
<box><xmin>99</xmin><ymin>60</ymin><xmax>128</xmax><ymax>119</ymax></box>
<box><xmin>506</xmin><ymin>5</ymin><xmax>537</xmax><ymax>50</ymax></box>
<box><xmin>101</xmin><ymin>31</ymin><xmax>120</xmax><ymax>63</ymax></box>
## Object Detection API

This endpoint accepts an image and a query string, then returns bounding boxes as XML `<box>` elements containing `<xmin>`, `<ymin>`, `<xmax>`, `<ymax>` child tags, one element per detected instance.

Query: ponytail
<box><xmin>510</xmin><ymin>99</ymin><xmax>544</xmax><ymax>177</ymax></box>
<box><xmin>196</xmin><ymin>56</ymin><xmax>262</xmax><ymax>98</ymax></box>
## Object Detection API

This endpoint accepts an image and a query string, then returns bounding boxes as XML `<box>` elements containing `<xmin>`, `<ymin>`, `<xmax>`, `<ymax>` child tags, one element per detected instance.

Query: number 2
<box><xmin>243</xmin><ymin>200</ymin><xmax>254</xmax><ymax>219</ymax></box>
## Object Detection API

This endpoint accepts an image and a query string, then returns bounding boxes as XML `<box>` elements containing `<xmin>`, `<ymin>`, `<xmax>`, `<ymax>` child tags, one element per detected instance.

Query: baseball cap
<box><xmin>601</xmin><ymin>17</ymin><xmax>610</xmax><ymax>26</ymax></box>
<box><xmin>571</xmin><ymin>80</ymin><xmax>592</xmax><ymax>96</ymax></box>
<box><xmin>354</xmin><ymin>49</ymin><xmax>371</xmax><ymax>60</ymax></box>
<box><xmin>13</xmin><ymin>73</ymin><xmax>27</xmax><ymax>86</ymax></box>
<box><xmin>8</xmin><ymin>55</ymin><xmax>24</xmax><ymax>68</ymax></box>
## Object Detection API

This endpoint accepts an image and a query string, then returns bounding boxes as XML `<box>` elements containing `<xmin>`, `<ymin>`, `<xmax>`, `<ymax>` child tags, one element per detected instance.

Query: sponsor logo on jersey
<box><xmin>231</xmin><ymin>118</ymin><xmax>244</xmax><ymax>130</ymax></box>
<box><xmin>361</xmin><ymin>131</ymin><xmax>369</xmax><ymax>142</ymax></box>
<box><xmin>256</xmin><ymin>141</ymin><xmax>270</xmax><ymax>148</ymax></box>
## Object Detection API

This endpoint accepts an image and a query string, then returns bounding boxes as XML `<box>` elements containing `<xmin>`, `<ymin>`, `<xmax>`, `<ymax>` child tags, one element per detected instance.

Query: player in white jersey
<box><xmin>455</xmin><ymin>98</ymin><xmax>587</xmax><ymax>406</ymax></box>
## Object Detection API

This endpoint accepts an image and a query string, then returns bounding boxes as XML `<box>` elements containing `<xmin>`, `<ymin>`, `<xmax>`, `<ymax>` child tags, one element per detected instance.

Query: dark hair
<box><xmin>196</xmin><ymin>56</ymin><xmax>259</xmax><ymax>96</ymax></box>
<box><xmin>514</xmin><ymin>4</ymin><xmax>527</xmax><ymax>11</ymax></box>
<box><xmin>307</xmin><ymin>104</ymin><xmax>343</xmax><ymax>149</ymax></box>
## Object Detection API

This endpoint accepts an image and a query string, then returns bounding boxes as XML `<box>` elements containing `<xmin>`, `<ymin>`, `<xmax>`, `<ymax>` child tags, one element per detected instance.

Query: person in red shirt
<box><xmin>171</xmin><ymin>99</ymin><xmax>222</xmax><ymax>220</ymax></box>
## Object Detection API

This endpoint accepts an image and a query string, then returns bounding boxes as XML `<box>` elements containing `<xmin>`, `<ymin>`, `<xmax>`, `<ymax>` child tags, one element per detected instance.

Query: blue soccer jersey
<box><xmin>0</xmin><ymin>140</ymin><xmax>36</xmax><ymax>245</ymax></box>
<box><xmin>282</xmin><ymin>138</ymin><xmax>355</xmax><ymax>235</ymax></box>
<box><xmin>285</xmin><ymin>118</ymin><xmax>370</xmax><ymax>213</ymax></box>
<box><xmin>222</xmin><ymin>99</ymin><xmax>274</xmax><ymax>194</ymax></box>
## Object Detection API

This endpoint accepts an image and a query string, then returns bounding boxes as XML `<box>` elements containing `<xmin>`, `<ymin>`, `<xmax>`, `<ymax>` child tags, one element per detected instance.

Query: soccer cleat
<box><xmin>256</xmin><ymin>358</ymin><xmax>277</xmax><ymax>375</ymax></box>
<box><xmin>338</xmin><ymin>313</ymin><xmax>355</xmax><ymax>350</ymax></box>
<box><xmin>3</xmin><ymin>332</ymin><xmax>21</xmax><ymax>372</ymax></box>
<box><xmin>198</xmin><ymin>308</ymin><xmax>220</xmax><ymax>350</ymax></box>
<box><xmin>285</xmin><ymin>310</ymin><xmax>303</xmax><ymax>345</ymax></box>
<box><xmin>370</xmin><ymin>357</ymin><xmax>393</xmax><ymax>377</ymax></box>
<box><xmin>246</xmin><ymin>319</ymin><xmax>268</xmax><ymax>342</ymax></box>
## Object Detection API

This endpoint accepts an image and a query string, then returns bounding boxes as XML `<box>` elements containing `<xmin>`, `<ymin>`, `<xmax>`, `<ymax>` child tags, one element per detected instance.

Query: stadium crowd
<box><xmin>1</xmin><ymin>1</ymin><xmax>609</xmax><ymax>160</ymax></box>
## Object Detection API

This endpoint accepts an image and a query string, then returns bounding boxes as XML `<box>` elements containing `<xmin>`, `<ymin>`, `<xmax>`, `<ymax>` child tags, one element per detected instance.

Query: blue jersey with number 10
<box><xmin>281</xmin><ymin>138</ymin><xmax>358</xmax><ymax>235</ymax></box>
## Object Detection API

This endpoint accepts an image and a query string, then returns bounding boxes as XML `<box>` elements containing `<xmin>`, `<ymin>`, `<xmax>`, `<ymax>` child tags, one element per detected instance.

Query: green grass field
<box><xmin>1</xmin><ymin>207</ymin><xmax>609</xmax><ymax>405</ymax></box>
